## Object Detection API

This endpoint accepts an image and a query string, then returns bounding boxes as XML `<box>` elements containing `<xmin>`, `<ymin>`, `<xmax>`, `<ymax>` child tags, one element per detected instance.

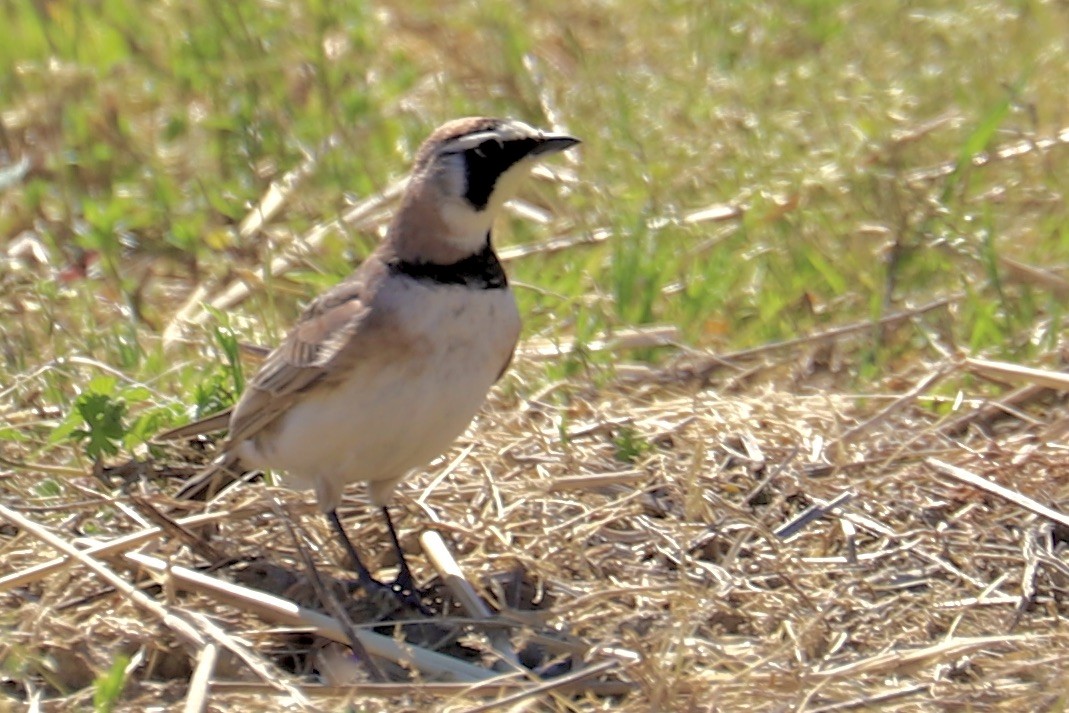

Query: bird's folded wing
<box><xmin>166</xmin><ymin>278</ymin><xmax>380</xmax><ymax>501</ymax></box>
<box><xmin>224</xmin><ymin>267</ymin><xmax>394</xmax><ymax>448</ymax></box>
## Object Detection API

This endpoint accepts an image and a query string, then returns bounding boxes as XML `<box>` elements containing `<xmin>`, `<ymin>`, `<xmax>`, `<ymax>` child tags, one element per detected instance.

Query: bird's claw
<box><xmin>348</xmin><ymin>573</ymin><xmax>432</xmax><ymax>615</ymax></box>
<box><xmin>387</xmin><ymin>572</ymin><xmax>433</xmax><ymax>615</ymax></box>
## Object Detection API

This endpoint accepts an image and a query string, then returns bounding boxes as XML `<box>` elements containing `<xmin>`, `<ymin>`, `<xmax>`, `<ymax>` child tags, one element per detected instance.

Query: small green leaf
<box><xmin>613</xmin><ymin>426</ymin><xmax>651</xmax><ymax>464</ymax></box>
<box><xmin>205</xmin><ymin>305</ymin><xmax>246</xmax><ymax>396</ymax></box>
<box><xmin>0</xmin><ymin>427</ymin><xmax>30</xmax><ymax>443</ymax></box>
<box><xmin>85</xmin><ymin>374</ymin><xmax>120</xmax><ymax>396</ymax></box>
<box><xmin>52</xmin><ymin>387</ymin><xmax>131</xmax><ymax>461</ymax></box>
<box><xmin>93</xmin><ymin>655</ymin><xmax>131</xmax><ymax>713</ymax></box>
<box><xmin>48</xmin><ymin>415</ymin><xmax>83</xmax><ymax>445</ymax></box>
<box><xmin>75</xmin><ymin>393</ymin><xmax>128</xmax><ymax>459</ymax></box>
<box><xmin>35</xmin><ymin>479</ymin><xmax>62</xmax><ymax>497</ymax></box>
<box><xmin>120</xmin><ymin>385</ymin><xmax>152</xmax><ymax>402</ymax></box>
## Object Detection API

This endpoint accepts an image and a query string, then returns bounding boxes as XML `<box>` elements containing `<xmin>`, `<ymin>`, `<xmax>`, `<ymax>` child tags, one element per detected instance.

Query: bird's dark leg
<box><xmin>381</xmin><ymin>507</ymin><xmax>418</xmax><ymax>596</ymax></box>
<box><xmin>380</xmin><ymin>506</ymin><xmax>432</xmax><ymax>615</ymax></box>
<box><xmin>326</xmin><ymin>509</ymin><xmax>383</xmax><ymax>593</ymax></box>
<box><xmin>327</xmin><ymin>508</ymin><xmax>431</xmax><ymax>614</ymax></box>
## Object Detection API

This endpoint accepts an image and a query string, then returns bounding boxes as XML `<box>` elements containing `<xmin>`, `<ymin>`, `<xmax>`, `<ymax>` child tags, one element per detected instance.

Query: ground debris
<box><xmin>2</xmin><ymin>366</ymin><xmax>1068</xmax><ymax>710</ymax></box>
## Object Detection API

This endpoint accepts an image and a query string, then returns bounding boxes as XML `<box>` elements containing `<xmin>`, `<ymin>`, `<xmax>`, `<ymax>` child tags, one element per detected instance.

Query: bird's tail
<box><xmin>155</xmin><ymin>408</ymin><xmax>233</xmax><ymax>442</ymax></box>
<box><xmin>156</xmin><ymin>408</ymin><xmax>246</xmax><ymax>502</ymax></box>
<box><xmin>174</xmin><ymin>452</ymin><xmax>245</xmax><ymax>501</ymax></box>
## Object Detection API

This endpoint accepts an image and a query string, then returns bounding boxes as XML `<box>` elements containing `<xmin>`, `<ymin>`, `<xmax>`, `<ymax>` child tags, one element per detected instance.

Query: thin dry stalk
<box><xmin>128</xmin><ymin>494</ymin><xmax>225</xmax><ymax>562</ymax></box>
<box><xmin>836</xmin><ymin>364</ymin><xmax>953</xmax><ymax>442</ymax></box>
<box><xmin>773</xmin><ymin>491</ymin><xmax>855</xmax><ymax>540</ymax></box>
<box><xmin>420</xmin><ymin>531</ymin><xmax>521</xmax><ymax>671</ymax></box>
<box><xmin>926</xmin><ymin>457</ymin><xmax>1069</xmax><ymax>528</ymax></box>
<box><xmin>997</xmin><ymin>256</ymin><xmax>1069</xmax><ymax>298</ymax></box>
<box><xmin>812</xmin><ymin>635</ymin><xmax>1031</xmax><ymax>677</ymax></box>
<box><xmin>906</xmin><ymin>125</ymin><xmax>1069</xmax><ymax>183</ymax></box>
<box><xmin>521</xmin><ymin>325</ymin><xmax>680</xmax><ymax>359</ymax></box>
<box><xmin>459</xmin><ymin>659</ymin><xmax>622</xmax><ymax>713</ymax></box>
<box><xmin>184</xmin><ymin>643</ymin><xmax>219</xmax><ymax>713</ymax></box>
<box><xmin>545</xmin><ymin>469</ymin><xmax>647</xmax><ymax>492</ymax></box>
<box><xmin>681</xmin><ymin>295</ymin><xmax>957</xmax><ymax>378</ymax></box>
<box><xmin>498</xmin><ymin>226</ymin><xmax>612</xmax><ymax>262</ymax></box>
<box><xmin>965</xmin><ymin>357</ymin><xmax>1069</xmax><ymax>392</ymax></box>
<box><xmin>938</xmin><ymin>382</ymin><xmax>1052</xmax><ymax>436</ymax></box>
<box><xmin>806</xmin><ymin>683</ymin><xmax>932</xmax><ymax>712</ymax></box>
<box><xmin>0</xmin><ymin>509</ymin><xmax>235</xmax><ymax>593</ymax></box>
<box><xmin>274</xmin><ymin>499</ymin><xmax>385</xmax><ymax>682</ymax></box>
<box><xmin>124</xmin><ymin>551</ymin><xmax>495</xmax><ymax>682</ymax></box>
<box><xmin>0</xmin><ymin>503</ymin><xmax>307</xmax><ymax>703</ymax></box>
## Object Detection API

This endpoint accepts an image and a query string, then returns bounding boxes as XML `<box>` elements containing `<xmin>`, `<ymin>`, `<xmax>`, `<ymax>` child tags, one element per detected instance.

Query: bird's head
<box><xmin>390</xmin><ymin>117</ymin><xmax>579</xmax><ymax>262</ymax></box>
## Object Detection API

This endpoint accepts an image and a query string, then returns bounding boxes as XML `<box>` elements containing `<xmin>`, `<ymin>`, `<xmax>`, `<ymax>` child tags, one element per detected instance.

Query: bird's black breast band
<box><xmin>387</xmin><ymin>237</ymin><xmax>507</xmax><ymax>290</ymax></box>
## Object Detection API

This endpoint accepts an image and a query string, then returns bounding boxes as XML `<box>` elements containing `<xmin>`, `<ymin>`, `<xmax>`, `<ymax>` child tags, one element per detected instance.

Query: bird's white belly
<box><xmin>237</xmin><ymin>284</ymin><xmax>519</xmax><ymax>510</ymax></box>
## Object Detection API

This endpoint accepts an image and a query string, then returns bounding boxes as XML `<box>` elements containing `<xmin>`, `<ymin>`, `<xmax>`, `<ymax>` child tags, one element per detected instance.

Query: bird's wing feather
<box><xmin>224</xmin><ymin>262</ymin><xmax>392</xmax><ymax>448</ymax></box>
<box><xmin>168</xmin><ymin>279</ymin><xmax>379</xmax><ymax>502</ymax></box>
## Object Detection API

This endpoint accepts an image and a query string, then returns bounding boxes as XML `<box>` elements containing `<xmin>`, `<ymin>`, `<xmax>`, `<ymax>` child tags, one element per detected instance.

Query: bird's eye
<box><xmin>474</xmin><ymin>139</ymin><xmax>503</xmax><ymax>158</ymax></box>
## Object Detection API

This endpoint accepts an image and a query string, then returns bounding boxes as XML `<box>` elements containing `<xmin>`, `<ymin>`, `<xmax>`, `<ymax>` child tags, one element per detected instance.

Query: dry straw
<box><xmin>3</xmin><ymin>347</ymin><xmax>1069</xmax><ymax>710</ymax></box>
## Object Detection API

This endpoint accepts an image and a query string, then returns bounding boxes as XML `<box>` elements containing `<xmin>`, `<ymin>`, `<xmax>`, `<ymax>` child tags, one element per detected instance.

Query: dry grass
<box><xmin>3</xmin><ymin>345</ymin><xmax>1068</xmax><ymax>711</ymax></box>
<box><xmin>4</xmin><ymin>2</ymin><xmax>1069</xmax><ymax>708</ymax></box>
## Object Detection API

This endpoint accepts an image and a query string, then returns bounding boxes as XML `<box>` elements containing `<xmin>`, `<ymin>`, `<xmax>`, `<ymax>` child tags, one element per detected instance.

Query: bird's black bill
<box><xmin>530</xmin><ymin>134</ymin><xmax>580</xmax><ymax>156</ymax></box>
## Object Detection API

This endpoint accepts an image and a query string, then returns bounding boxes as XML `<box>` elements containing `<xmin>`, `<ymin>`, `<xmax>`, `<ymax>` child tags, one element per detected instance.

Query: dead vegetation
<box><xmin>3</xmin><ymin>1</ymin><xmax>1069</xmax><ymax>709</ymax></box>
<box><xmin>2</xmin><ymin>342</ymin><xmax>1068</xmax><ymax>711</ymax></box>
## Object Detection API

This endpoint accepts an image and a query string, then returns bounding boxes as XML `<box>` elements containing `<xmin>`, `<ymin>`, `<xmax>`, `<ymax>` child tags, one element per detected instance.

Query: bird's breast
<box><xmin>404</xmin><ymin>282</ymin><xmax>521</xmax><ymax>373</ymax></box>
<box><xmin>239</xmin><ymin>281</ymin><xmax>520</xmax><ymax>502</ymax></box>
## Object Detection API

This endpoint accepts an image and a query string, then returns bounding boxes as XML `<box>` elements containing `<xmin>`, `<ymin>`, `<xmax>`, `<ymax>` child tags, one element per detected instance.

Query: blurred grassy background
<box><xmin>1</xmin><ymin>0</ymin><xmax>1068</xmax><ymax>447</ymax></box>
<box><xmin>3</xmin><ymin>2</ymin><xmax>1069</xmax><ymax>708</ymax></box>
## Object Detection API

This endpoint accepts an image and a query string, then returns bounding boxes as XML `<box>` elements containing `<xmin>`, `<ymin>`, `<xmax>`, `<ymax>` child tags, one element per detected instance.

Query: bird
<box><xmin>161</xmin><ymin>117</ymin><xmax>580</xmax><ymax>610</ymax></box>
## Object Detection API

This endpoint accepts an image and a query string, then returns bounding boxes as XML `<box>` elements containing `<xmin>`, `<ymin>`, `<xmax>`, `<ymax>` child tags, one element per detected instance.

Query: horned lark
<box><xmin>167</xmin><ymin>117</ymin><xmax>579</xmax><ymax>608</ymax></box>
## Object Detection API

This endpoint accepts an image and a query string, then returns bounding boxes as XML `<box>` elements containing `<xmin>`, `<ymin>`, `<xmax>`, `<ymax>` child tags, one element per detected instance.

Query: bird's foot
<box><xmin>387</xmin><ymin>569</ymin><xmax>433</xmax><ymax>616</ymax></box>
<box><xmin>348</xmin><ymin>571</ymin><xmax>432</xmax><ymax>615</ymax></box>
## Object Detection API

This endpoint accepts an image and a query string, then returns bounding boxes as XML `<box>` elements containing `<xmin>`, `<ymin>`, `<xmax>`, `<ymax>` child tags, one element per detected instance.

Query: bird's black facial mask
<box><xmin>461</xmin><ymin>137</ymin><xmax>539</xmax><ymax>210</ymax></box>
